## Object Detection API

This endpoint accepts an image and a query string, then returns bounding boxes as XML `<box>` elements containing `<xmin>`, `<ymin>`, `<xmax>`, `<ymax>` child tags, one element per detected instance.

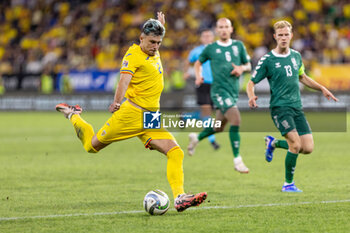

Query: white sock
<box><xmin>233</xmin><ymin>155</ymin><xmax>242</xmax><ymax>164</ymax></box>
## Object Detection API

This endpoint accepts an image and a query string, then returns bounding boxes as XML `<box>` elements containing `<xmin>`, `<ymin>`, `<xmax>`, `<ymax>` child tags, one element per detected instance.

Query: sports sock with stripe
<box><xmin>229</xmin><ymin>125</ymin><xmax>240</xmax><ymax>158</ymax></box>
<box><xmin>285</xmin><ymin>151</ymin><xmax>299</xmax><ymax>183</ymax></box>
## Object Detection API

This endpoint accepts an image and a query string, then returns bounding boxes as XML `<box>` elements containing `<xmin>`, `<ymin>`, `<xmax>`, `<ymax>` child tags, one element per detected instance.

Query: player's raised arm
<box><xmin>157</xmin><ymin>12</ymin><xmax>165</xmax><ymax>25</ymax></box>
<box><xmin>246</xmin><ymin>80</ymin><xmax>258</xmax><ymax>108</ymax></box>
<box><xmin>109</xmin><ymin>73</ymin><xmax>132</xmax><ymax>113</ymax></box>
<box><xmin>299</xmin><ymin>73</ymin><xmax>338</xmax><ymax>102</ymax></box>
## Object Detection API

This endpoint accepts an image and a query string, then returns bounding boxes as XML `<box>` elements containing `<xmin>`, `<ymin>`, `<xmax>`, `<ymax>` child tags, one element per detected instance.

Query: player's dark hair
<box><xmin>142</xmin><ymin>19</ymin><xmax>165</xmax><ymax>37</ymax></box>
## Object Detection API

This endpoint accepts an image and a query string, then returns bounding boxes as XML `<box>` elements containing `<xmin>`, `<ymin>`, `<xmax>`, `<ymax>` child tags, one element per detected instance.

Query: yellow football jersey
<box><xmin>120</xmin><ymin>44</ymin><xmax>164</xmax><ymax>110</ymax></box>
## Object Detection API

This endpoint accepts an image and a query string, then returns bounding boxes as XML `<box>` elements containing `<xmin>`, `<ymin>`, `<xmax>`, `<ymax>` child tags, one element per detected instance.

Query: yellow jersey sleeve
<box><xmin>120</xmin><ymin>49</ymin><xmax>140</xmax><ymax>76</ymax></box>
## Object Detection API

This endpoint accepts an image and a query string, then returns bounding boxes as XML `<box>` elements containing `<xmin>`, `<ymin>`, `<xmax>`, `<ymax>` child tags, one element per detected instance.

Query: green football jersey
<box><xmin>199</xmin><ymin>39</ymin><xmax>250</xmax><ymax>95</ymax></box>
<box><xmin>251</xmin><ymin>49</ymin><xmax>305</xmax><ymax>109</ymax></box>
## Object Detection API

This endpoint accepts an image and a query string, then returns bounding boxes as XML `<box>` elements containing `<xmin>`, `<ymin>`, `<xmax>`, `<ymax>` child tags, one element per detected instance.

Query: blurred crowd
<box><xmin>0</xmin><ymin>0</ymin><xmax>349</xmax><ymax>79</ymax></box>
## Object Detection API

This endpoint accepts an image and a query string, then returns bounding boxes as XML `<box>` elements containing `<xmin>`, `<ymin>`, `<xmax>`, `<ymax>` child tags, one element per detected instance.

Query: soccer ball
<box><xmin>143</xmin><ymin>189</ymin><xmax>170</xmax><ymax>215</ymax></box>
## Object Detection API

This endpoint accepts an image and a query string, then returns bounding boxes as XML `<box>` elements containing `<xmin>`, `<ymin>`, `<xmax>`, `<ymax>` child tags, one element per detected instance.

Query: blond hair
<box><xmin>273</xmin><ymin>20</ymin><xmax>292</xmax><ymax>33</ymax></box>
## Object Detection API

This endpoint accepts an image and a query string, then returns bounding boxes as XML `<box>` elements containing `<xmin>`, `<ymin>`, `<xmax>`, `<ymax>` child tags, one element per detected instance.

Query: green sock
<box><xmin>198</xmin><ymin>127</ymin><xmax>215</xmax><ymax>141</ymax></box>
<box><xmin>229</xmin><ymin>125</ymin><xmax>240</xmax><ymax>158</ymax></box>
<box><xmin>275</xmin><ymin>140</ymin><xmax>289</xmax><ymax>149</ymax></box>
<box><xmin>285</xmin><ymin>151</ymin><xmax>299</xmax><ymax>183</ymax></box>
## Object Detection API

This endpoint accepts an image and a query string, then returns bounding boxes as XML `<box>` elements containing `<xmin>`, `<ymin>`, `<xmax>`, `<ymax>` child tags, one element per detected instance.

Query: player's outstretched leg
<box><xmin>264</xmin><ymin>135</ymin><xmax>276</xmax><ymax>162</ymax></box>
<box><xmin>187</xmin><ymin>133</ymin><xmax>199</xmax><ymax>156</ymax></box>
<box><xmin>174</xmin><ymin>192</ymin><xmax>207</xmax><ymax>212</ymax></box>
<box><xmin>56</xmin><ymin>103</ymin><xmax>97</xmax><ymax>153</ymax></box>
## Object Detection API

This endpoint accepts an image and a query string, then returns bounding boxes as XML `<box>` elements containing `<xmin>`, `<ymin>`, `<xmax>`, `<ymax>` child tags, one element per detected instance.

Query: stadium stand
<box><xmin>0</xmin><ymin>0</ymin><xmax>349</xmax><ymax>73</ymax></box>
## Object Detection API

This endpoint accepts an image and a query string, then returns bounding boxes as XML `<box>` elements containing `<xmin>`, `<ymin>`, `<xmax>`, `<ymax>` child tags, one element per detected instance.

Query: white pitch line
<box><xmin>1</xmin><ymin>199</ymin><xmax>349</xmax><ymax>221</ymax></box>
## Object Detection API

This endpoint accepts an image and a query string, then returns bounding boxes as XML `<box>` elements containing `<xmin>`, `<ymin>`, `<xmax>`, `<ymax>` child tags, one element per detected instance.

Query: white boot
<box><xmin>233</xmin><ymin>156</ymin><xmax>249</xmax><ymax>173</ymax></box>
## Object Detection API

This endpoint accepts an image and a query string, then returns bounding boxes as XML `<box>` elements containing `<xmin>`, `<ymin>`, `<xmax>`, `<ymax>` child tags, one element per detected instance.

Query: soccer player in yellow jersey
<box><xmin>55</xmin><ymin>12</ymin><xmax>207</xmax><ymax>212</ymax></box>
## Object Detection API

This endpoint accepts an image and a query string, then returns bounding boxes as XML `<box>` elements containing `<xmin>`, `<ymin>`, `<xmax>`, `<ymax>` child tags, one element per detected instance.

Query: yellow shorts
<box><xmin>96</xmin><ymin>100</ymin><xmax>175</xmax><ymax>148</ymax></box>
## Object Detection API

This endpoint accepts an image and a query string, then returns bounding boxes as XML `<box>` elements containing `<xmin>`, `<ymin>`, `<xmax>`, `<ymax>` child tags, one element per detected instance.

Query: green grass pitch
<box><xmin>0</xmin><ymin>112</ymin><xmax>349</xmax><ymax>233</ymax></box>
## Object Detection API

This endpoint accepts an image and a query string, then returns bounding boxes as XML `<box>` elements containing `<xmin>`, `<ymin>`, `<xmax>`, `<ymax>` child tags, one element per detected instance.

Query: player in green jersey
<box><xmin>188</xmin><ymin>18</ymin><xmax>252</xmax><ymax>173</ymax></box>
<box><xmin>246</xmin><ymin>20</ymin><xmax>338</xmax><ymax>192</ymax></box>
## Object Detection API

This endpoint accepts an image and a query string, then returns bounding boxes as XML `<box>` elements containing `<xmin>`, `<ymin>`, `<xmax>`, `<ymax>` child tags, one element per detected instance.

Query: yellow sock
<box><xmin>70</xmin><ymin>114</ymin><xmax>97</xmax><ymax>153</ymax></box>
<box><xmin>166</xmin><ymin>146</ymin><xmax>185</xmax><ymax>199</ymax></box>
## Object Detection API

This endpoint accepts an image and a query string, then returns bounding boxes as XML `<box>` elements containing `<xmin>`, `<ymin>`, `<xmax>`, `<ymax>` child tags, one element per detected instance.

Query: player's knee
<box><xmin>83</xmin><ymin>139</ymin><xmax>99</xmax><ymax>153</ymax></box>
<box><xmin>87</xmin><ymin>136</ymin><xmax>107</xmax><ymax>153</ymax></box>
<box><xmin>233</xmin><ymin>119</ymin><xmax>240</xmax><ymax>126</ymax></box>
<box><xmin>290</xmin><ymin>142</ymin><xmax>301</xmax><ymax>154</ymax></box>
<box><xmin>300</xmin><ymin>137</ymin><xmax>314</xmax><ymax>154</ymax></box>
<box><xmin>302</xmin><ymin>149</ymin><xmax>313</xmax><ymax>154</ymax></box>
<box><xmin>301</xmin><ymin>145</ymin><xmax>313</xmax><ymax>154</ymax></box>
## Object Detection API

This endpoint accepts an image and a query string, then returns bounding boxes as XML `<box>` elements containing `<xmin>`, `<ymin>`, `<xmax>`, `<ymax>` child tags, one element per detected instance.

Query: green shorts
<box><xmin>270</xmin><ymin>106</ymin><xmax>312</xmax><ymax>136</ymax></box>
<box><xmin>211</xmin><ymin>90</ymin><xmax>238</xmax><ymax>114</ymax></box>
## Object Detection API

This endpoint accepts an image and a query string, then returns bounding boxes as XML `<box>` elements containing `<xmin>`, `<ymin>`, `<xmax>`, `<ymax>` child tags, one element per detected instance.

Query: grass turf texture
<box><xmin>0</xmin><ymin>112</ymin><xmax>349</xmax><ymax>233</ymax></box>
